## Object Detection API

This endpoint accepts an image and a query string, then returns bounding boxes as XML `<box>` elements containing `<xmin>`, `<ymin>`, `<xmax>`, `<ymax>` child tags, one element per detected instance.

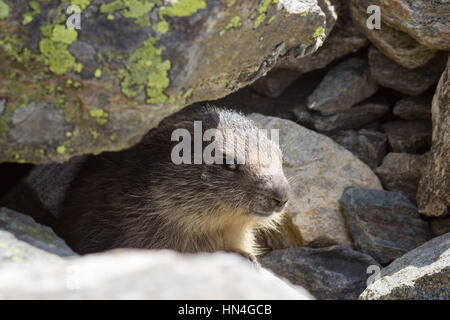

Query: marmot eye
<box><xmin>222</xmin><ymin>158</ymin><xmax>238</xmax><ymax>171</ymax></box>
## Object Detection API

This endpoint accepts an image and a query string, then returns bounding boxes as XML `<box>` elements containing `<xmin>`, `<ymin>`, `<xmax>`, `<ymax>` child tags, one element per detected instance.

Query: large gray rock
<box><xmin>331</xmin><ymin>129</ymin><xmax>387</xmax><ymax>169</ymax></box>
<box><xmin>382</xmin><ymin>120</ymin><xmax>432</xmax><ymax>154</ymax></box>
<box><xmin>259</xmin><ymin>245</ymin><xmax>380</xmax><ymax>300</ymax></box>
<box><xmin>417</xmin><ymin>57</ymin><xmax>450</xmax><ymax>217</ymax></box>
<box><xmin>374</xmin><ymin>153</ymin><xmax>429</xmax><ymax>204</ymax></box>
<box><xmin>0</xmin><ymin>207</ymin><xmax>76</xmax><ymax>263</ymax></box>
<box><xmin>340</xmin><ymin>187</ymin><xmax>431</xmax><ymax>264</ymax></box>
<box><xmin>368</xmin><ymin>46</ymin><xmax>447</xmax><ymax>96</ymax></box>
<box><xmin>249</xmin><ymin>114</ymin><xmax>382</xmax><ymax>247</ymax></box>
<box><xmin>350</xmin><ymin>1</ymin><xmax>437</xmax><ymax>69</ymax></box>
<box><xmin>276</xmin><ymin>0</ymin><xmax>369</xmax><ymax>73</ymax></box>
<box><xmin>307</xmin><ymin>58</ymin><xmax>378</xmax><ymax>115</ymax></box>
<box><xmin>294</xmin><ymin>99</ymin><xmax>389</xmax><ymax>133</ymax></box>
<box><xmin>360</xmin><ymin>233</ymin><xmax>450</xmax><ymax>300</ymax></box>
<box><xmin>0</xmin><ymin>249</ymin><xmax>313</xmax><ymax>299</ymax></box>
<box><xmin>0</xmin><ymin>0</ymin><xmax>327</xmax><ymax>164</ymax></box>
<box><xmin>393</xmin><ymin>94</ymin><xmax>432</xmax><ymax>120</ymax></box>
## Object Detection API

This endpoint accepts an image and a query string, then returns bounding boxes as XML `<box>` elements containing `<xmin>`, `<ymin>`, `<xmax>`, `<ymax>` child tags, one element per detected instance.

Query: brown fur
<box><xmin>54</xmin><ymin>106</ymin><xmax>290</xmax><ymax>258</ymax></box>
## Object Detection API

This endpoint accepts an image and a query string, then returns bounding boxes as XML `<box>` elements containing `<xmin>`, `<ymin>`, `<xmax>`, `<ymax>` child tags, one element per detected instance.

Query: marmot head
<box><xmin>143</xmin><ymin>106</ymin><xmax>290</xmax><ymax>230</ymax></box>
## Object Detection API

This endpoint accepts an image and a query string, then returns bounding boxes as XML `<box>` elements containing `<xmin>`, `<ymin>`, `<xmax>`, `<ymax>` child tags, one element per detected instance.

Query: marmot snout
<box><xmin>54</xmin><ymin>106</ymin><xmax>290</xmax><ymax>260</ymax></box>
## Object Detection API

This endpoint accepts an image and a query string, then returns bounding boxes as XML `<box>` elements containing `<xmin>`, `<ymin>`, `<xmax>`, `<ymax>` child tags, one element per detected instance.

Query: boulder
<box><xmin>331</xmin><ymin>129</ymin><xmax>387</xmax><ymax>169</ymax></box>
<box><xmin>374</xmin><ymin>153</ymin><xmax>429</xmax><ymax>204</ymax></box>
<box><xmin>0</xmin><ymin>0</ymin><xmax>327</xmax><ymax>164</ymax></box>
<box><xmin>382</xmin><ymin>120</ymin><xmax>432</xmax><ymax>154</ymax></box>
<box><xmin>294</xmin><ymin>99</ymin><xmax>389</xmax><ymax>133</ymax></box>
<box><xmin>393</xmin><ymin>94</ymin><xmax>432</xmax><ymax>120</ymax></box>
<box><xmin>368</xmin><ymin>46</ymin><xmax>447</xmax><ymax>96</ymax></box>
<box><xmin>340</xmin><ymin>187</ymin><xmax>431</xmax><ymax>264</ymax></box>
<box><xmin>360</xmin><ymin>233</ymin><xmax>450</xmax><ymax>300</ymax></box>
<box><xmin>249</xmin><ymin>114</ymin><xmax>383</xmax><ymax>247</ymax></box>
<box><xmin>0</xmin><ymin>207</ymin><xmax>76</xmax><ymax>263</ymax></box>
<box><xmin>350</xmin><ymin>1</ymin><xmax>437</xmax><ymax>69</ymax></box>
<box><xmin>307</xmin><ymin>58</ymin><xmax>378</xmax><ymax>115</ymax></box>
<box><xmin>0</xmin><ymin>249</ymin><xmax>313</xmax><ymax>299</ymax></box>
<box><xmin>259</xmin><ymin>245</ymin><xmax>380</xmax><ymax>300</ymax></box>
<box><xmin>417</xmin><ymin>57</ymin><xmax>450</xmax><ymax>217</ymax></box>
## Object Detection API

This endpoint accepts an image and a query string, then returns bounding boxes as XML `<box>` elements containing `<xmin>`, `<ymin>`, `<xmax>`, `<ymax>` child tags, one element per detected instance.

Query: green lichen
<box><xmin>157</xmin><ymin>0</ymin><xmax>206</xmax><ymax>33</ymax></box>
<box><xmin>313</xmin><ymin>26</ymin><xmax>325</xmax><ymax>38</ymax></box>
<box><xmin>89</xmin><ymin>108</ymin><xmax>109</xmax><ymax>125</ymax></box>
<box><xmin>226</xmin><ymin>0</ymin><xmax>235</xmax><ymax>8</ymax></box>
<box><xmin>100</xmin><ymin>0</ymin><xmax>161</xmax><ymax>27</ymax></box>
<box><xmin>22</xmin><ymin>0</ymin><xmax>41</xmax><ymax>25</ymax></box>
<box><xmin>119</xmin><ymin>37</ymin><xmax>170</xmax><ymax>103</ymax></box>
<box><xmin>89</xmin><ymin>128</ymin><xmax>98</xmax><ymax>139</ymax></box>
<box><xmin>51</xmin><ymin>25</ymin><xmax>78</xmax><ymax>44</ymax></box>
<box><xmin>301</xmin><ymin>10</ymin><xmax>309</xmax><ymax>17</ymax></box>
<box><xmin>56</xmin><ymin>145</ymin><xmax>66</xmax><ymax>155</ymax></box>
<box><xmin>267</xmin><ymin>15</ymin><xmax>275</xmax><ymax>24</ymax></box>
<box><xmin>219</xmin><ymin>15</ymin><xmax>241</xmax><ymax>36</ymax></box>
<box><xmin>94</xmin><ymin>68</ymin><xmax>102</xmax><ymax>78</ymax></box>
<box><xmin>71</xmin><ymin>0</ymin><xmax>91</xmax><ymax>11</ymax></box>
<box><xmin>0</xmin><ymin>0</ymin><xmax>9</xmax><ymax>20</ymax></box>
<box><xmin>254</xmin><ymin>0</ymin><xmax>272</xmax><ymax>29</ymax></box>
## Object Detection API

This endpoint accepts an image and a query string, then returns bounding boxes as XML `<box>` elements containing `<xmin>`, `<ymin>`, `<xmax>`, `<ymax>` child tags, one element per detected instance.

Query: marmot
<box><xmin>51</xmin><ymin>107</ymin><xmax>290</xmax><ymax>260</ymax></box>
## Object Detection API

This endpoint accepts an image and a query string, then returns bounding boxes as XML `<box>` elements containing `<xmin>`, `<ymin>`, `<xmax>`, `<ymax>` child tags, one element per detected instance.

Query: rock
<box><xmin>374</xmin><ymin>153</ymin><xmax>429</xmax><ymax>204</ymax></box>
<box><xmin>350</xmin><ymin>1</ymin><xmax>437</xmax><ymax>69</ymax></box>
<box><xmin>430</xmin><ymin>217</ymin><xmax>450</xmax><ymax>237</ymax></box>
<box><xmin>368</xmin><ymin>46</ymin><xmax>447</xmax><ymax>95</ymax></box>
<box><xmin>331</xmin><ymin>129</ymin><xmax>387</xmax><ymax>169</ymax></box>
<box><xmin>294</xmin><ymin>99</ymin><xmax>389</xmax><ymax>133</ymax></box>
<box><xmin>307</xmin><ymin>58</ymin><xmax>378</xmax><ymax>115</ymax></box>
<box><xmin>0</xmin><ymin>249</ymin><xmax>313</xmax><ymax>299</ymax></box>
<box><xmin>259</xmin><ymin>245</ymin><xmax>380</xmax><ymax>300</ymax></box>
<box><xmin>0</xmin><ymin>0</ymin><xmax>327</xmax><ymax>164</ymax></box>
<box><xmin>357</xmin><ymin>0</ymin><xmax>450</xmax><ymax>51</ymax></box>
<box><xmin>0</xmin><ymin>99</ymin><xmax>5</xmax><ymax>114</ymax></box>
<box><xmin>251</xmin><ymin>69</ymin><xmax>301</xmax><ymax>98</ymax></box>
<box><xmin>0</xmin><ymin>207</ymin><xmax>76</xmax><ymax>263</ymax></box>
<box><xmin>360</xmin><ymin>233</ymin><xmax>450</xmax><ymax>300</ymax></box>
<box><xmin>340</xmin><ymin>187</ymin><xmax>431</xmax><ymax>264</ymax></box>
<box><xmin>249</xmin><ymin>114</ymin><xmax>383</xmax><ymax>247</ymax></box>
<box><xmin>393</xmin><ymin>94</ymin><xmax>432</xmax><ymax>120</ymax></box>
<box><xmin>382</xmin><ymin>120</ymin><xmax>432</xmax><ymax>154</ymax></box>
<box><xmin>276</xmin><ymin>1</ymin><xmax>369</xmax><ymax>73</ymax></box>
<box><xmin>417</xmin><ymin>57</ymin><xmax>450</xmax><ymax>217</ymax></box>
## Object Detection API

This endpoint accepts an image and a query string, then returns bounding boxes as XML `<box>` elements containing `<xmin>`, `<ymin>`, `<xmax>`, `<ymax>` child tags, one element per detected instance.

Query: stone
<box><xmin>417</xmin><ymin>57</ymin><xmax>450</xmax><ymax>217</ymax></box>
<box><xmin>0</xmin><ymin>249</ymin><xmax>313</xmax><ymax>299</ymax></box>
<box><xmin>0</xmin><ymin>0</ymin><xmax>327</xmax><ymax>164</ymax></box>
<box><xmin>294</xmin><ymin>99</ymin><xmax>389</xmax><ymax>133</ymax></box>
<box><xmin>368</xmin><ymin>46</ymin><xmax>447</xmax><ymax>96</ymax></box>
<box><xmin>259</xmin><ymin>245</ymin><xmax>380</xmax><ymax>300</ymax></box>
<box><xmin>356</xmin><ymin>0</ymin><xmax>450</xmax><ymax>51</ymax></box>
<box><xmin>350</xmin><ymin>1</ymin><xmax>437</xmax><ymax>69</ymax></box>
<box><xmin>382</xmin><ymin>120</ymin><xmax>432</xmax><ymax>154</ymax></box>
<box><xmin>0</xmin><ymin>99</ymin><xmax>5</xmax><ymax>115</ymax></box>
<box><xmin>307</xmin><ymin>58</ymin><xmax>378</xmax><ymax>115</ymax></box>
<box><xmin>0</xmin><ymin>207</ymin><xmax>76</xmax><ymax>263</ymax></box>
<box><xmin>430</xmin><ymin>217</ymin><xmax>450</xmax><ymax>237</ymax></box>
<box><xmin>249</xmin><ymin>114</ymin><xmax>383</xmax><ymax>247</ymax></box>
<box><xmin>251</xmin><ymin>69</ymin><xmax>301</xmax><ymax>98</ymax></box>
<box><xmin>393</xmin><ymin>94</ymin><xmax>432</xmax><ymax>120</ymax></box>
<box><xmin>276</xmin><ymin>1</ymin><xmax>369</xmax><ymax>73</ymax></box>
<box><xmin>374</xmin><ymin>153</ymin><xmax>429</xmax><ymax>204</ymax></box>
<box><xmin>360</xmin><ymin>233</ymin><xmax>450</xmax><ymax>300</ymax></box>
<box><xmin>331</xmin><ymin>129</ymin><xmax>387</xmax><ymax>169</ymax></box>
<box><xmin>340</xmin><ymin>187</ymin><xmax>432</xmax><ymax>264</ymax></box>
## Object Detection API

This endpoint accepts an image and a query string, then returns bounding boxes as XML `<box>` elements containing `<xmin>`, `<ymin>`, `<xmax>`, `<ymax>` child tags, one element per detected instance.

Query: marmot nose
<box><xmin>267</xmin><ymin>176</ymin><xmax>290</xmax><ymax>211</ymax></box>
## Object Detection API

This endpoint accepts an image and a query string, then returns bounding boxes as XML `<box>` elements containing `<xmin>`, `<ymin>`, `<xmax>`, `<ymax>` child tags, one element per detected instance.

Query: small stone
<box><xmin>374</xmin><ymin>153</ymin><xmax>429</xmax><ymax>204</ymax></box>
<box><xmin>0</xmin><ymin>207</ymin><xmax>76</xmax><ymax>263</ymax></box>
<box><xmin>350</xmin><ymin>1</ymin><xmax>437</xmax><ymax>69</ymax></box>
<box><xmin>251</xmin><ymin>69</ymin><xmax>300</xmax><ymax>98</ymax></box>
<box><xmin>259</xmin><ymin>245</ymin><xmax>380</xmax><ymax>300</ymax></box>
<box><xmin>295</xmin><ymin>100</ymin><xmax>389</xmax><ymax>133</ymax></box>
<box><xmin>307</xmin><ymin>58</ymin><xmax>378</xmax><ymax>115</ymax></box>
<box><xmin>393</xmin><ymin>94</ymin><xmax>432</xmax><ymax>120</ymax></box>
<box><xmin>360</xmin><ymin>233</ymin><xmax>450</xmax><ymax>300</ymax></box>
<box><xmin>382</xmin><ymin>120</ymin><xmax>432</xmax><ymax>154</ymax></box>
<box><xmin>417</xmin><ymin>57</ymin><xmax>450</xmax><ymax>217</ymax></box>
<box><xmin>340</xmin><ymin>187</ymin><xmax>431</xmax><ymax>264</ymax></box>
<box><xmin>368</xmin><ymin>46</ymin><xmax>447</xmax><ymax>96</ymax></box>
<box><xmin>331</xmin><ymin>129</ymin><xmax>387</xmax><ymax>169</ymax></box>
